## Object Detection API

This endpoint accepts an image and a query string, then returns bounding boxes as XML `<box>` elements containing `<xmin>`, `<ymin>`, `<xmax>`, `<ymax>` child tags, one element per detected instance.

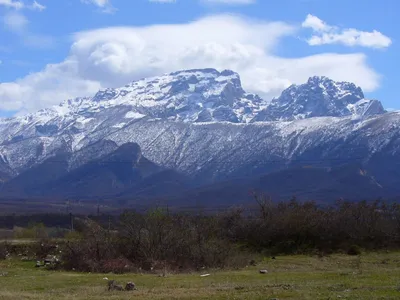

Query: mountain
<box><xmin>2</xmin><ymin>142</ymin><xmax>189</xmax><ymax>200</ymax></box>
<box><xmin>0</xmin><ymin>68</ymin><xmax>398</xmax><ymax>205</ymax></box>
<box><xmin>252</xmin><ymin>76</ymin><xmax>385</xmax><ymax>122</ymax></box>
<box><xmin>164</xmin><ymin>164</ymin><xmax>387</xmax><ymax>207</ymax></box>
<box><xmin>0</xmin><ymin>69</ymin><xmax>266</xmax><ymax>174</ymax></box>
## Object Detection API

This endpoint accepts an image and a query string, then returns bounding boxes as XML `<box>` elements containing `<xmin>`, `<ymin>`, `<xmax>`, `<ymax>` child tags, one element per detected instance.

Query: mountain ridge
<box><xmin>0</xmin><ymin>68</ymin><xmax>397</xmax><ymax>204</ymax></box>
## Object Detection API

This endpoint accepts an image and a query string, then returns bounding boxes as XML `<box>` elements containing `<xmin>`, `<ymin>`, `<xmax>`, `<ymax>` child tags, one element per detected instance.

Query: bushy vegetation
<box><xmin>0</xmin><ymin>242</ymin><xmax>7</xmax><ymax>260</ymax></box>
<box><xmin>2</xmin><ymin>196</ymin><xmax>400</xmax><ymax>273</ymax></box>
<box><xmin>56</xmin><ymin>197</ymin><xmax>400</xmax><ymax>273</ymax></box>
<box><xmin>232</xmin><ymin>195</ymin><xmax>400</xmax><ymax>255</ymax></box>
<box><xmin>61</xmin><ymin>209</ymin><xmax>249</xmax><ymax>273</ymax></box>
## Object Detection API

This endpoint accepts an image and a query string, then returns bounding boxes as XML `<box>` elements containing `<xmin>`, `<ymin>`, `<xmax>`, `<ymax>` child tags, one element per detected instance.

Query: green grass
<box><xmin>1</xmin><ymin>252</ymin><xmax>400</xmax><ymax>299</ymax></box>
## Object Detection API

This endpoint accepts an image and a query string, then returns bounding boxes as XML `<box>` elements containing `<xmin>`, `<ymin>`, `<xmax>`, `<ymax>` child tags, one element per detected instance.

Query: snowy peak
<box><xmin>11</xmin><ymin>72</ymin><xmax>385</xmax><ymax>128</ymax></box>
<box><xmin>252</xmin><ymin>76</ymin><xmax>384</xmax><ymax>122</ymax></box>
<box><xmin>45</xmin><ymin>68</ymin><xmax>264</xmax><ymax>124</ymax></box>
<box><xmin>306</xmin><ymin>76</ymin><xmax>364</xmax><ymax>101</ymax></box>
<box><xmin>0</xmin><ymin>72</ymin><xmax>388</xmax><ymax>148</ymax></box>
<box><xmin>0</xmin><ymin>69</ymin><xmax>268</xmax><ymax>155</ymax></box>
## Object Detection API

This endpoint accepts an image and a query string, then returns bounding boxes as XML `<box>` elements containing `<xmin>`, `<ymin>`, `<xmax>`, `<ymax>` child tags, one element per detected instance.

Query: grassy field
<box><xmin>1</xmin><ymin>252</ymin><xmax>400</xmax><ymax>299</ymax></box>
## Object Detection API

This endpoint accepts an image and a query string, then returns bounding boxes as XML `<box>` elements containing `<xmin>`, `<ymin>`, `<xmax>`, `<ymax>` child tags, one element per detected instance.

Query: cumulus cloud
<box><xmin>302</xmin><ymin>14</ymin><xmax>330</xmax><ymax>32</ymax></box>
<box><xmin>302</xmin><ymin>14</ymin><xmax>391</xmax><ymax>49</ymax></box>
<box><xmin>0</xmin><ymin>14</ymin><xmax>381</xmax><ymax>113</ymax></box>
<box><xmin>0</xmin><ymin>60</ymin><xmax>101</xmax><ymax>112</ymax></box>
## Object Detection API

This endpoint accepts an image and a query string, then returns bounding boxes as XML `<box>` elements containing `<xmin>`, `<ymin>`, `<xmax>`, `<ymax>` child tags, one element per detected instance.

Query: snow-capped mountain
<box><xmin>252</xmin><ymin>76</ymin><xmax>385</xmax><ymax>122</ymax></box>
<box><xmin>0</xmin><ymin>69</ymin><xmax>398</xmax><ymax>203</ymax></box>
<box><xmin>0</xmin><ymin>68</ymin><xmax>266</xmax><ymax>170</ymax></box>
<box><xmin>27</xmin><ymin>68</ymin><xmax>265</xmax><ymax>125</ymax></box>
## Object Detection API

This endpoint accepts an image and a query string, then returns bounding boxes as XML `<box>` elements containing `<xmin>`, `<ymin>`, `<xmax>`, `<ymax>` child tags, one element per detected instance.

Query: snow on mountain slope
<box><xmin>0</xmin><ymin>69</ymin><xmax>393</xmax><ymax>182</ymax></box>
<box><xmin>0</xmin><ymin>69</ymin><xmax>265</xmax><ymax>165</ymax></box>
<box><xmin>252</xmin><ymin>76</ymin><xmax>385</xmax><ymax>122</ymax></box>
<box><xmin>31</xmin><ymin>68</ymin><xmax>263</xmax><ymax>124</ymax></box>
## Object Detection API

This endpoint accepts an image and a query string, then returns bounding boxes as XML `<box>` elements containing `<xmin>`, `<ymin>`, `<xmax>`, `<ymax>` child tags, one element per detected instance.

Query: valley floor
<box><xmin>1</xmin><ymin>252</ymin><xmax>400</xmax><ymax>299</ymax></box>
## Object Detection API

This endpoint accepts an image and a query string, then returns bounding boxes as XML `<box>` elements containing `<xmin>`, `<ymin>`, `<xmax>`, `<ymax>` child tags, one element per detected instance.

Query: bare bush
<box><xmin>0</xmin><ymin>243</ymin><xmax>7</xmax><ymax>260</ymax></box>
<box><xmin>56</xmin><ymin>198</ymin><xmax>400</xmax><ymax>273</ymax></box>
<box><xmin>102</xmin><ymin>257</ymin><xmax>134</xmax><ymax>274</ymax></box>
<box><xmin>62</xmin><ymin>219</ymin><xmax>118</xmax><ymax>272</ymax></box>
<box><xmin>34</xmin><ymin>239</ymin><xmax>58</xmax><ymax>260</ymax></box>
<box><xmin>224</xmin><ymin>196</ymin><xmax>400</xmax><ymax>255</ymax></box>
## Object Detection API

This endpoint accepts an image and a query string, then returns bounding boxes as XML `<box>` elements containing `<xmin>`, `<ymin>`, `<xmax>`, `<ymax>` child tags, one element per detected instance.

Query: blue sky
<box><xmin>0</xmin><ymin>0</ymin><xmax>398</xmax><ymax>117</ymax></box>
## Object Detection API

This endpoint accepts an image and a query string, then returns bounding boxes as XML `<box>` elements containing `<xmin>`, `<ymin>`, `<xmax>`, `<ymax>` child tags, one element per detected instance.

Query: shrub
<box><xmin>347</xmin><ymin>245</ymin><xmax>362</xmax><ymax>256</ymax></box>
<box><xmin>39</xmin><ymin>198</ymin><xmax>400</xmax><ymax>273</ymax></box>
<box><xmin>33</xmin><ymin>239</ymin><xmax>58</xmax><ymax>259</ymax></box>
<box><xmin>61</xmin><ymin>219</ymin><xmax>118</xmax><ymax>272</ymax></box>
<box><xmin>102</xmin><ymin>257</ymin><xmax>134</xmax><ymax>274</ymax></box>
<box><xmin>0</xmin><ymin>243</ymin><xmax>7</xmax><ymax>260</ymax></box>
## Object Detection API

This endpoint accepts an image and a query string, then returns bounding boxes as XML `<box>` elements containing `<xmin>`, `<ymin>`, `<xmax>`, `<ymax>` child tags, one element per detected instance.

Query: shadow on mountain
<box><xmin>0</xmin><ymin>141</ymin><xmax>396</xmax><ymax>208</ymax></box>
<box><xmin>160</xmin><ymin>163</ymin><xmax>387</xmax><ymax>207</ymax></box>
<box><xmin>1</xmin><ymin>143</ymin><xmax>189</xmax><ymax>200</ymax></box>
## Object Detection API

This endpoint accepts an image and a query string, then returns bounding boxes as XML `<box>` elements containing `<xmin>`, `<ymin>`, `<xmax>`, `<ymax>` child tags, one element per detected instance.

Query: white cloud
<box><xmin>302</xmin><ymin>14</ymin><xmax>391</xmax><ymax>49</ymax></box>
<box><xmin>0</xmin><ymin>83</ymin><xmax>26</xmax><ymax>110</ymax></box>
<box><xmin>82</xmin><ymin>0</ymin><xmax>109</xmax><ymax>7</ymax></box>
<box><xmin>0</xmin><ymin>14</ymin><xmax>381</xmax><ymax>113</ymax></box>
<box><xmin>82</xmin><ymin>0</ymin><xmax>116</xmax><ymax>13</ymax></box>
<box><xmin>2</xmin><ymin>11</ymin><xmax>53</xmax><ymax>48</ymax></box>
<box><xmin>0</xmin><ymin>0</ymin><xmax>24</xmax><ymax>9</ymax></box>
<box><xmin>30</xmin><ymin>0</ymin><xmax>45</xmax><ymax>11</ymax></box>
<box><xmin>0</xmin><ymin>0</ymin><xmax>45</xmax><ymax>10</ymax></box>
<box><xmin>0</xmin><ymin>60</ymin><xmax>101</xmax><ymax>112</ymax></box>
<box><xmin>302</xmin><ymin>14</ymin><xmax>331</xmax><ymax>32</ymax></box>
<box><xmin>1</xmin><ymin>1</ymin><xmax>48</xmax><ymax>49</ymax></box>
<box><xmin>3</xmin><ymin>11</ymin><xmax>28</xmax><ymax>32</ymax></box>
